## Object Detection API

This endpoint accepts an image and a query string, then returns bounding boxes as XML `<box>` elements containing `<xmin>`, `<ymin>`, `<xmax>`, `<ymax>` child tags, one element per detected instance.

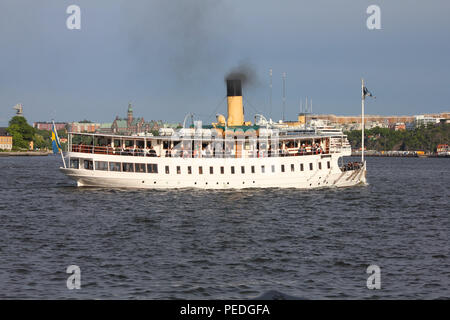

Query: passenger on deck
<box><xmin>317</xmin><ymin>144</ymin><xmax>323</xmax><ymax>154</ymax></box>
<box><xmin>298</xmin><ymin>143</ymin><xmax>306</xmax><ymax>155</ymax></box>
<box><xmin>147</xmin><ymin>146</ymin><xmax>157</xmax><ymax>157</ymax></box>
<box><xmin>135</xmin><ymin>147</ymin><xmax>143</xmax><ymax>156</ymax></box>
<box><xmin>281</xmin><ymin>144</ymin><xmax>288</xmax><ymax>157</ymax></box>
<box><xmin>205</xmin><ymin>146</ymin><xmax>212</xmax><ymax>158</ymax></box>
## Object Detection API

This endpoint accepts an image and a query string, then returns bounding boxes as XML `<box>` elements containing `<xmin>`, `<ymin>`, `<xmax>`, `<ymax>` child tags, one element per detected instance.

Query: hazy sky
<box><xmin>1</xmin><ymin>0</ymin><xmax>449</xmax><ymax>126</ymax></box>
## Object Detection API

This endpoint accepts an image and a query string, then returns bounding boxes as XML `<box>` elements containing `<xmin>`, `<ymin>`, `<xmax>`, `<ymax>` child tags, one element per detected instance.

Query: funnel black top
<box><xmin>226</xmin><ymin>79</ymin><xmax>242</xmax><ymax>96</ymax></box>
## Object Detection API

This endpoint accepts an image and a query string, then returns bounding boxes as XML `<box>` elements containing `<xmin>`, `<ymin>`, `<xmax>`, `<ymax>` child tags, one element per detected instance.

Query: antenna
<box><xmin>269</xmin><ymin>68</ymin><xmax>273</xmax><ymax>119</ymax></box>
<box><xmin>282</xmin><ymin>72</ymin><xmax>286</xmax><ymax>121</ymax></box>
<box><xmin>310</xmin><ymin>98</ymin><xmax>313</xmax><ymax>114</ymax></box>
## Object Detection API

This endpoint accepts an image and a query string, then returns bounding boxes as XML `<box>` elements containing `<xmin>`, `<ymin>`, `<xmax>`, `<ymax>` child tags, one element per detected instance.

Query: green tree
<box><xmin>345</xmin><ymin>123</ymin><xmax>450</xmax><ymax>153</ymax></box>
<box><xmin>7</xmin><ymin>116</ymin><xmax>35</xmax><ymax>150</ymax></box>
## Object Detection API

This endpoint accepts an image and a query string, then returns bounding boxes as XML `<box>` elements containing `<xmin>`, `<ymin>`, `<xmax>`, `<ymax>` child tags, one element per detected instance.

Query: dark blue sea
<box><xmin>0</xmin><ymin>155</ymin><xmax>448</xmax><ymax>299</ymax></box>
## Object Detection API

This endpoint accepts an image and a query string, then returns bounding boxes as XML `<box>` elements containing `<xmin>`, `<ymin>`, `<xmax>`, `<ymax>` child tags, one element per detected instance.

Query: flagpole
<box><xmin>361</xmin><ymin>78</ymin><xmax>365</xmax><ymax>164</ymax></box>
<box><xmin>53</xmin><ymin>120</ymin><xmax>67</xmax><ymax>168</ymax></box>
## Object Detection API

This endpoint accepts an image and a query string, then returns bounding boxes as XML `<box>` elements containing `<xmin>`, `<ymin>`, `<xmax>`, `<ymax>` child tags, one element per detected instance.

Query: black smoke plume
<box><xmin>225</xmin><ymin>61</ymin><xmax>259</xmax><ymax>87</ymax></box>
<box><xmin>122</xmin><ymin>0</ymin><xmax>231</xmax><ymax>81</ymax></box>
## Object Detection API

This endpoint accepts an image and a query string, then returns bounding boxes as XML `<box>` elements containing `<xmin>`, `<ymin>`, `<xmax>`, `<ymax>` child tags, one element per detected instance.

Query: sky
<box><xmin>1</xmin><ymin>0</ymin><xmax>449</xmax><ymax>126</ymax></box>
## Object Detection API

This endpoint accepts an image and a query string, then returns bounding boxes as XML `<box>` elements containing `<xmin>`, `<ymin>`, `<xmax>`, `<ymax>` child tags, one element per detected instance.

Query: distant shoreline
<box><xmin>351</xmin><ymin>152</ymin><xmax>449</xmax><ymax>158</ymax></box>
<box><xmin>0</xmin><ymin>151</ymin><xmax>52</xmax><ymax>157</ymax></box>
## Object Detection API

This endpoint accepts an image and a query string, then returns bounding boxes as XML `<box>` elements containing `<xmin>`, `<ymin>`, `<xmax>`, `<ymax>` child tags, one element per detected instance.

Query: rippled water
<box><xmin>0</xmin><ymin>155</ymin><xmax>448</xmax><ymax>299</ymax></box>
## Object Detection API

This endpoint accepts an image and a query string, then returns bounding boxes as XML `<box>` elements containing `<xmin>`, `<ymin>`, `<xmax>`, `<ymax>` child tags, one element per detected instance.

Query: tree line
<box><xmin>5</xmin><ymin>116</ymin><xmax>67</xmax><ymax>151</ymax></box>
<box><xmin>345</xmin><ymin>124</ymin><xmax>449</xmax><ymax>153</ymax></box>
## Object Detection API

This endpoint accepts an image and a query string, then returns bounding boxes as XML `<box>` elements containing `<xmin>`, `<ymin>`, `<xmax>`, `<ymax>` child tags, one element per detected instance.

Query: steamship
<box><xmin>59</xmin><ymin>79</ymin><xmax>366</xmax><ymax>189</ymax></box>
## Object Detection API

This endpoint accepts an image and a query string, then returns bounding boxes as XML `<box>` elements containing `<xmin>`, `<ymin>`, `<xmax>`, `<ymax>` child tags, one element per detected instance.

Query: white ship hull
<box><xmin>60</xmin><ymin>152</ymin><xmax>366</xmax><ymax>189</ymax></box>
<box><xmin>58</xmin><ymin>76</ymin><xmax>368</xmax><ymax>190</ymax></box>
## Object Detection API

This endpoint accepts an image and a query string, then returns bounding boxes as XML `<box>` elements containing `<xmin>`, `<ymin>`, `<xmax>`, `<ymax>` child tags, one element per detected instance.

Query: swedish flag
<box><xmin>51</xmin><ymin>122</ymin><xmax>62</xmax><ymax>154</ymax></box>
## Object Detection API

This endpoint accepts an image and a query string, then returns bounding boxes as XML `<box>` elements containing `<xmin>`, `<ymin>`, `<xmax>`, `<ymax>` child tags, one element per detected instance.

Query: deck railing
<box><xmin>71</xmin><ymin>145</ymin><xmax>330</xmax><ymax>158</ymax></box>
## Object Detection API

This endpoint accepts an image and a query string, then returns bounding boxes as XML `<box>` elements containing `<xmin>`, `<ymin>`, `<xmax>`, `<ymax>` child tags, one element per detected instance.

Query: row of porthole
<box><xmin>309</xmin><ymin>180</ymin><xmax>329</xmax><ymax>187</ymax></box>
<box><xmin>141</xmin><ymin>180</ymin><xmax>330</xmax><ymax>186</ymax></box>
<box><xmin>141</xmin><ymin>180</ymin><xmax>330</xmax><ymax>187</ymax></box>
<box><xmin>141</xmin><ymin>181</ymin><xmax>257</xmax><ymax>185</ymax></box>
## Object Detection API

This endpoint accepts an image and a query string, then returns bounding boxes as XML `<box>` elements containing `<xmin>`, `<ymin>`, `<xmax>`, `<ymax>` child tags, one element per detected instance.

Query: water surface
<box><xmin>0</xmin><ymin>156</ymin><xmax>448</xmax><ymax>299</ymax></box>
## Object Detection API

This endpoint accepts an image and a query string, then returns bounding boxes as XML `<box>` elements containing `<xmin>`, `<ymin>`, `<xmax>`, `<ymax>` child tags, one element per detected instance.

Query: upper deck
<box><xmin>67</xmin><ymin>130</ymin><xmax>340</xmax><ymax>159</ymax></box>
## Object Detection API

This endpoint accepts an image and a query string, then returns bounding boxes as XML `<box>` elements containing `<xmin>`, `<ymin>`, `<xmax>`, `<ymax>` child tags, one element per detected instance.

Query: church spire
<box><xmin>127</xmin><ymin>102</ymin><xmax>133</xmax><ymax>126</ymax></box>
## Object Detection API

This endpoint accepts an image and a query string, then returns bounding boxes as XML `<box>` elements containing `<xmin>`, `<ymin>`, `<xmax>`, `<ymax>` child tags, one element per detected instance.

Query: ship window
<box><xmin>177</xmin><ymin>166</ymin><xmax>181</xmax><ymax>174</ymax></box>
<box><xmin>95</xmin><ymin>161</ymin><xmax>108</xmax><ymax>171</ymax></box>
<box><xmin>291</xmin><ymin>164</ymin><xmax>295</xmax><ymax>172</ymax></box>
<box><xmin>83</xmin><ymin>160</ymin><xmax>93</xmax><ymax>170</ymax></box>
<box><xmin>210</xmin><ymin>166</ymin><xmax>214</xmax><ymax>174</ymax></box>
<box><xmin>113</xmin><ymin>139</ymin><xmax>122</xmax><ymax>148</ymax></box>
<box><xmin>188</xmin><ymin>166</ymin><xmax>192</xmax><ymax>174</ymax></box>
<box><xmin>281</xmin><ymin>165</ymin><xmax>285</xmax><ymax>172</ymax></box>
<box><xmin>231</xmin><ymin>166</ymin><xmax>235</xmax><ymax>174</ymax></box>
<box><xmin>261</xmin><ymin>165</ymin><xmax>265</xmax><ymax>173</ymax></box>
<box><xmin>327</xmin><ymin>161</ymin><xmax>331</xmax><ymax>169</ymax></box>
<box><xmin>123</xmin><ymin>163</ymin><xmax>134</xmax><ymax>172</ymax></box>
<box><xmin>199</xmin><ymin>166</ymin><xmax>203</xmax><ymax>174</ymax></box>
<box><xmin>136</xmin><ymin>140</ymin><xmax>145</xmax><ymax>149</ymax></box>
<box><xmin>220</xmin><ymin>166</ymin><xmax>224</xmax><ymax>174</ymax></box>
<box><xmin>135</xmin><ymin>163</ymin><xmax>146</xmax><ymax>173</ymax></box>
<box><xmin>165</xmin><ymin>166</ymin><xmax>170</xmax><ymax>174</ymax></box>
<box><xmin>271</xmin><ymin>165</ymin><xmax>275</xmax><ymax>173</ymax></box>
<box><xmin>251</xmin><ymin>166</ymin><xmax>255</xmax><ymax>174</ymax></box>
<box><xmin>309</xmin><ymin>163</ymin><xmax>313</xmax><ymax>171</ymax></box>
<box><xmin>300</xmin><ymin>163</ymin><xmax>304</xmax><ymax>171</ymax></box>
<box><xmin>124</xmin><ymin>140</ymin><xmax>134</xmax><ymax>148</ymax></box>
<box><xmin>110</xmin><ymin>162</ymin><xmax>121</xmax><ymax>172</ymax></box>
<box><xmin>147</xmin><ymin>164</ymin><xmax>158</xmax><ymax>173</ymax></box>
<box><xmin>70</xmin><ymin>158</ymin><xmax>79</xmax><ymax>169</ymax></box>
<box><xmin>241</xmin><ymin>166</ymin><xmax>245</xmax><ymax>174</ymax></box>
<box><xmin>318</xmin><ymin>162</ymin><xmax>322</xmax><ymax>170</ymax></box>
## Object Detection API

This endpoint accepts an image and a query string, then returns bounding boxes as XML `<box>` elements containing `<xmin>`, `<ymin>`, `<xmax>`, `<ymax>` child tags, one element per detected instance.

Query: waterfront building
<box><xmin>311</xmin><ymin>112</ymin><xmax>448</xmax><ymax>129</ymax></box>
<box><xmin>97</xmin><ymin>123</ymin><xmax>113</xmax><ymax>134</ymax></box>
<box><xmin>68</xmin><ymin>122</ymin><xmax>102</xmax><ymax>133</ymax></box>
<box><xmin>110</xmin><ymin>103</ymin><xmax>176</xmax><ymax>135</ymax></box>
<box><xmin>405</xmin><ymin>122</ymin><xmax>416</xmax><ymax>130</ymax></box>
<box><xmin>33</xmin><ymin>122</ymin><xmax>67</xmax><ymax>131</ymax></box>
<box><xmin>437</xmin><ymin>144</ymin><xmax>449</xmax><ymax>156</ymax></box>
<box><xmin>390</xmin><ymin>122</ymin><xmax>406</xmax><ymax>131</ymax></box>
<box><xmin>0</xmin><ymin>128</ymin><xmax>13</xmax><ymax>150</ymax></box>
<box><xmin>311</xmin><ymin>114</ymin><xmax>415</xmax><ymax>125</ymax></box>
<box><xmin>414</xmin><ymin>115</ymin><xmax>438</xmax><ymax>127</ymax></box>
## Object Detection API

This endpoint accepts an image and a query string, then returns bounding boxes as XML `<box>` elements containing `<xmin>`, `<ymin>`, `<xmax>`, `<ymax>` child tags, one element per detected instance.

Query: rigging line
<box><xmin>243</xmin><ymin>96</ymin><xmax>264</xmax><ymax>115</ymax></box>
<box><xmin>205</xmin><ymin>95</ymin><xmax>227</xmax><ymax>122</ymax></box>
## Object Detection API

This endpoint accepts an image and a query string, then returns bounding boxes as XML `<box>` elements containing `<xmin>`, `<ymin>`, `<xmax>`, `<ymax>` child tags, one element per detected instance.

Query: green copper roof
<box><xmin>100</xmin><ymin>123</ymin><xmax>112</xmax><ymax>128</ymax></box>
<box><xmin>115</xmin><ymin>120</ymin><xmax>128</xmax><ymax>128</ymax></box>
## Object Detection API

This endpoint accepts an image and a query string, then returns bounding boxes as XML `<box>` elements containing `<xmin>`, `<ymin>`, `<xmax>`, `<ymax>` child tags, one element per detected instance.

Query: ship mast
<box><xmin>361</xmin><ymin>78</ymin><xmax>365</xmax><ymax>163</ymax></box>
<box><xmin>269</xmin><ymin>68</ymin><xmax>273</xmax><ymax>120</ymax></box>
<box><xmin>282</xmin><ymin>72</ymin><xmax>286</xmax><ymax>121</ymax></box>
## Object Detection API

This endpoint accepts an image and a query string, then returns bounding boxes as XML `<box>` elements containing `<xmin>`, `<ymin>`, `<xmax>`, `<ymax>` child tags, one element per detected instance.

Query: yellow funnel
<box><xmin>226</xmin><ymin>79</ymin><xmax>244</xmax><ymax>126</ymax></box>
